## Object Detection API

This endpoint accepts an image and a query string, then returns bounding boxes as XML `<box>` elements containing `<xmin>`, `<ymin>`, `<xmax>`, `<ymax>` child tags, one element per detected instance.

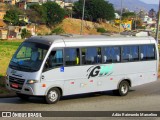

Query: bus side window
<box><xmin>45</xmin><ymin>50</ymin><xmax>63</xmax><ymax>70</ymax></box>
<box><xmin>103</xmin><ymin>46</ymin><xmax>120</xmax><ymax>63</ymax></box>
<box><xmin>147</xmin><ymin>45</ymin><xmax>155</xmax><ymax>60</ymax></box>
<box><xmin>82</xmin><ymin>47</ymin><xmax>101</xmax><ymax>65</ymax></box>
<box><xmin>140</xmin><ymin>45</ymin><xmax>156</xmax><ymax>60</ymax></box>
<box><xmin>122</xmin><ymin>46</ymin><xmax>130</xmax><ymax>62</ymax></box>
<box><xmin>65</xmin><ymin>48</ymin><xmax>80</xmax><ymax>66</ymax></box>
<box><xmin>140</xmin><ymin>45</ymin><xmax>148</xmax><ymax>60</ymax></box>
<box><xmin>122</xmin><ymin>46</ymin><xmax>138</xmax><ymax>62</ymax></box>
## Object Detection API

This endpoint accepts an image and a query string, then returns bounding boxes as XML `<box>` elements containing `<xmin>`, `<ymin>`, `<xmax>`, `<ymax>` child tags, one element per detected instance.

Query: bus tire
<box><xmin>45</xmin><ymin>88</ymin><xmax>61</xmax><ymax>104</ymax></box>
<box><xmin>16</xmin><ymin>93</ymin><xmax>29</xmax><ymax>100</ymax></box>
<box><xmin>113</xmin><ymin>81</ymin><xmax>129</xmax><ymax>96</ymax></box>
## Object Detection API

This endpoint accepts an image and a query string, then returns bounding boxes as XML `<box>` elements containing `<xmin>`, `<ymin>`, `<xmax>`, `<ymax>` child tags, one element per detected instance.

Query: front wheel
<box><xmin>45</xmin><ymin>88</ymin><xmax>61</xmax><ymax>104</ymax></box>
<box><xmin>113</xmin><ymin>81</ymin><xmax>129</xmax><ymax>96</ymax></box>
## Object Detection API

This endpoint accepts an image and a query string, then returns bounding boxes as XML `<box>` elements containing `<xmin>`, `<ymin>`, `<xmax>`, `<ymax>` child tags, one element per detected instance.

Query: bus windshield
<box><xmin>9</xmin><ymin>42</ymin><xmax>49</xmax><ymax>72</ymax></box>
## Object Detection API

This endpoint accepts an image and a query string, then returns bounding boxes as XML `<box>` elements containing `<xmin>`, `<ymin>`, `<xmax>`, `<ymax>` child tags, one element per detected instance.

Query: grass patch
<box><xmin>0</xmin><ymin>76</ymin><xmax>7</xmax><ymax>94</ymax></box>
<box><xmin>0</xmin><ymin>84</ymin><xmax>5</xmax><ymax>88</ymax></box>
<box><xmin>0</xmin><ymin>39</ymin><xmax>23</xmax><ymax>45</ymax></box>
<box><xmin>0</xmin><ymin>40</ymin><xmax>22</xmax><ymax>76</ymax></box>
<box><xmin>0</xmin><ymin>89</ymin><xmax>8</xmax><ymax>94</ymax></box>
<box><xmin>0</xmin><ymin>40</ymin><xmax>22</xmax><ymax>95</ymax></box>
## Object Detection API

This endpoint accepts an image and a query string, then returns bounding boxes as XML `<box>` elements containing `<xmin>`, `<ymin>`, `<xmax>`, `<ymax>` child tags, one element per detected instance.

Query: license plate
<box><xmin>11</xmin><ymin>83</ymin><xmax>19</xmax><ymax>88</ymax></box>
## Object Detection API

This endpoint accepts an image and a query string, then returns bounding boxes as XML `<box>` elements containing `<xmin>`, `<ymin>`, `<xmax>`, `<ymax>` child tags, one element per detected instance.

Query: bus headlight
<box><xmin>27</xmin><ymin>80</ymin><xmax>38</xmax><ymax>84</ymax></box>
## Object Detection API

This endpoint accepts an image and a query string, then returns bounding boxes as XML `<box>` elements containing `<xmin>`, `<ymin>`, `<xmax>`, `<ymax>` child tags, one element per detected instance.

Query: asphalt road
<box><xmin>1</xmin><ymin>80</ymin><xmax>160</xmax><ymax>120</ymax></box>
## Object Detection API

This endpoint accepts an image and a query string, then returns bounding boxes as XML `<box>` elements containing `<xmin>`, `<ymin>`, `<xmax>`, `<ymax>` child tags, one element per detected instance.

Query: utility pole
<box><xmin>80</xmin><ymin>0</ymin><xmax>85</xmax><ymax>35</ymax></box>
<box><xmin>119</xmin><ymin>0</ymin><xmax>123</xmax><ymax>34</ymax></box>
<box><xmin>155</xmin><ymin>0</ymin><xmax>160</xmax><ymax>44</ymax></box>
<box><xmin>135</xmin><ymin>14</ymin><xmax>137</xmax><ymax>31</ymax></box>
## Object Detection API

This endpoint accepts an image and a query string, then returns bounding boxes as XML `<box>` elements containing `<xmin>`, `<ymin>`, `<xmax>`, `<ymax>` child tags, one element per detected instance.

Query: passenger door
<box><xmin>41</xmin><ymin>49</ymin><xmax>65</xmax><ymax>88</ymax></box>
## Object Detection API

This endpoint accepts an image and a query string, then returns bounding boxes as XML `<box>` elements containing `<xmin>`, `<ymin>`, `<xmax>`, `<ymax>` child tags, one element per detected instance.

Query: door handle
<box><xmin>41</xmin><ymin>75</ymin><xmax>45</xmax><ymax>79</ymax></box>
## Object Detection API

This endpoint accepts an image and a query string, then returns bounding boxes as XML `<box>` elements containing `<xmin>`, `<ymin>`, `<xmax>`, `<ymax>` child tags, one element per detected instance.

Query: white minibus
<box><xmin>6</xmin><ymin>35</ymin><xmax>159</xmax><ymax>104</ymax></box>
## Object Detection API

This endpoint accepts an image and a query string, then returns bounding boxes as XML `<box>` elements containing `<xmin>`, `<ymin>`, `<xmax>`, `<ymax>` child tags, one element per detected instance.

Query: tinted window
<box><xmin>82</xmin><ymin>47</ymin><xmax>101</xmax><ymax>64</ymax></box>
<box><xmin>45</xmin><ymin>50</ymin><xmax>63</xmax><ymax>70</ymax></box>
<box><xmin>103</xmin><ymin>46</ymin><xmax>120</xmax><ymax>63</ymax></box>
<box><xmin>122</xmin><ymin>46</ymin><xmax>139</xmax><ymax>62</ymax></box>
<box><xmin>140</xmin><ymin>45</ymin><xmax>155</xmax><ymax>60</ymax></box>
<box><xmin>10</xmin><ymin>42</ymin><xmax>49</xmax><ymax>72</ymax></box>
<box><xmin>16</xmin><ymin>46</ymin><xmax>32</xmax><ymax>59</ymax></box>
<box><xmin>65</xmin><ymin>48</ymin><xmax>80</xmax><ymax>66</ymax></box>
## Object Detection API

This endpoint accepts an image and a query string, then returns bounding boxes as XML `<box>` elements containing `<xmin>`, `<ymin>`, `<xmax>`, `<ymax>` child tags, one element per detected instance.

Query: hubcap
<box><xmin>48</xmin><ymin>90</ymin><xmax>58</xmax><ymax>102</ymax></box>
<box><xmin>121</xmin><ymin>84</ymin><xmax>128</xmax><ymax>94</ymax></box>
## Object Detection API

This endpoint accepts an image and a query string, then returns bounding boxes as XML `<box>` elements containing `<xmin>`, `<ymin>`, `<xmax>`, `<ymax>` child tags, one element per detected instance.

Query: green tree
<box><xmin>4</xmin><ymin>8</ymin><xmax>20</xmax><ymax>25</ymax></box>
<box><xmin>26</xmin><ymin>4</ymin><xmax>47</xmax><ymax>24</ymax></box>
<box><xmin>43</xmin><ymin>2</ymin><xmax>66</xmax><ymax>26</ymax></box>
<box><xmin>73</xmin><ymin>0</ymin><xmax>115</xmax><ymax>21</ymax></box>
<box><xmin>122</xmin><ymin>12</ymin><xmax>136</xmax><ymax>20</ymax></box>
<box><xmin>21</xmin><ymin>28</ymin><xmax>31</xmax><ymax>39</ymax></box>
<box><xmin>73</xmin><ymin>0</ymin><xmax>89</xmax><ymax>19</ymax></box>
<box><xmin>4</xmin><ymin>7</ymin><xmax>26</xmax><ymax>26</ymax></box>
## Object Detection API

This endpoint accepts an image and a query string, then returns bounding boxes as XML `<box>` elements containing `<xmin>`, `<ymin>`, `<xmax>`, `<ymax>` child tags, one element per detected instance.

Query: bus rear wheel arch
<box><xmin>45</xmin><ymin>87</ymin><xmax>61</xmax><ymax>104</ymax></box>
<box><xmin>113</xmin><ymin>80</ymin><xmax>130</xmax><ymax>96</ymax></box>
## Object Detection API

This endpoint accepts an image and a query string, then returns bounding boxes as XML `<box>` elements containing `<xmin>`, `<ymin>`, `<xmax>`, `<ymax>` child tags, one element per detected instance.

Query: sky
<box><xmin>140</xmin><ymin>0</ymin><xmax>158</xmax><ymax>4</ymax></box>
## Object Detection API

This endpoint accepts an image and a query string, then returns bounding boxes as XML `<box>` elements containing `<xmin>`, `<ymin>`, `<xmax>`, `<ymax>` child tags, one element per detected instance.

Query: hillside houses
<box><xmin>0</xmin><ymin>0</ymin><xmax>158</xmax><ymax>39</ymax></box>
<box><xmin>0</xmin><ymin>0</ymin><xmax>74</xmax><ymax>39</ymax></box>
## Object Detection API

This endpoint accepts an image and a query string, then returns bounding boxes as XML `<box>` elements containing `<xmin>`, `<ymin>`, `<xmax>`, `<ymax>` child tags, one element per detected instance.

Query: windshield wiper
<box><xmin>10</xmin><ymin>61</ymin><xmax>38</xmax><ymax>72</ymax></box>
<box><xmin>19</xmin><ymin>64</ymin><xmax>37</xmax><ymax>71</ymax></box>
<box><xmin>10</xmin><ymin>61</ymin><xmax>21</xmax><ymax>69</ymax></box>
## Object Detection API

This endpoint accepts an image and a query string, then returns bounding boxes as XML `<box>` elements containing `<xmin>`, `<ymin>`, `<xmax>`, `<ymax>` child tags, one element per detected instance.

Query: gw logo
<box><xmin>87</xmin><ymin>65</ymin><xmax>113</xmax><ymax>79</ymax></box>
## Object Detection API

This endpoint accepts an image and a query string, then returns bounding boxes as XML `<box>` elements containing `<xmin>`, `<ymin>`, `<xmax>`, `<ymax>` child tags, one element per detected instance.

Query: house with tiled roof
<box><xmin>0</xmin><ymin>11</ymin><xmax>6</xmax><ymax>20</ymax></box>
<box><xmin>0</xmin><ymin>19</ymin><xmax>6</xmax><ymax>28</ymax></box>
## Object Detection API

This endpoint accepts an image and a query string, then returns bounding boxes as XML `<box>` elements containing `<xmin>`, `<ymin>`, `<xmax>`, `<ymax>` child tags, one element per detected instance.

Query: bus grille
<box><xmin>9</xmin><ymin>76</ymin><xmax>25</xmax><ymax>90</ymax></box>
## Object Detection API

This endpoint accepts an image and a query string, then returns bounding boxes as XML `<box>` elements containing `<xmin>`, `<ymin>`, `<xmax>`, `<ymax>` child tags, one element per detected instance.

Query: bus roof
<box><xmin>26</xmin><ymin>34</ymin><xmax>156</xmax><ymax>47</ymax></box>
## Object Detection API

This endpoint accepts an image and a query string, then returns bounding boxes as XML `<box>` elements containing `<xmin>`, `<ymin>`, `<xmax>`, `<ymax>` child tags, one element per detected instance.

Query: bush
<box><xmin>97</xmin><ymin>27</ymin><xmax>107</xmax><ymax>33</ymax></box>
<box><xmin>21</xmin><ymin>28</ymin><xmax>32</xmax><ymax>39</ymax></box>
<box><xmin>51</xmin><ymin>27</ymin><xmax>64</xmax><ymax>35</ymax></box>
<box><xmin>137</xmin><ymin>26</ymin><xmax>146</xmax><ymax>29</ymax></box>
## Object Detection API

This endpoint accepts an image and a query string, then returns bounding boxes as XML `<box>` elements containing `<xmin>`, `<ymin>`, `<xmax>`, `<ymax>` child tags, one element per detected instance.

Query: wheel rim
<box><xmin>121</xmin><ymin>84</ymin><xmax>128</xmax><ymax>94</ymax></box>
<box><xmin>48</xmin><ymin>90</ymin><xmax>58</xmax><ymax>102</ymax></box>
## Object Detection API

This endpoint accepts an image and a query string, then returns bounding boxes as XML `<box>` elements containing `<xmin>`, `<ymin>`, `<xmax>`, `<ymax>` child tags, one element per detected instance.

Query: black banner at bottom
<box><xmin>1</xmin><ymin>111</ymin><xmax>160</xmax><ymax>118</ymax></box>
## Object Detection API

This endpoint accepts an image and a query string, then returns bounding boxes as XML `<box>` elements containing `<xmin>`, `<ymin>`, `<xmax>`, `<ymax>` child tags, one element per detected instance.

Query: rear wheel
<box><xmin>113</xmin><ymin>81</ymin><xmax>129</xmax><ymax>96</ymax></box>
<box><xmin>45</xmin><ymin>88</ymin><xmax>61</xmax><ymax>104</ymax></box>
<box><xmin>16</xmin><ymin>93</ymin><xmax>29</xmax><ymax>100</ymax></box>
